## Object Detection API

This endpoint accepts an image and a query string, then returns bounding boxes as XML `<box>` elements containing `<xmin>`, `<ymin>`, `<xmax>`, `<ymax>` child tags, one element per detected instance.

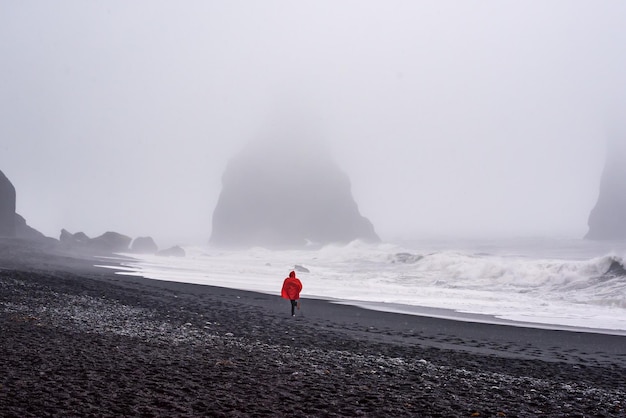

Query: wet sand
<box><xmin>1</xmin><ymin>239</ymin><xmax>625</xmax><ymax>417</ymax></box>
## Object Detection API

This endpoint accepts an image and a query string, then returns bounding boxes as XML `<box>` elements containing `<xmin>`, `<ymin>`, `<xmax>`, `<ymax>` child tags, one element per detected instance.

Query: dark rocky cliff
<box><xmin>0</xmin><ymin>170</ymin><xmax>16</xmax><ymax>237</ymax></box>
<box><xmin>1</xmin><ymin>169</ymin><xmax>54</xmax><ymax>243</ymax></box>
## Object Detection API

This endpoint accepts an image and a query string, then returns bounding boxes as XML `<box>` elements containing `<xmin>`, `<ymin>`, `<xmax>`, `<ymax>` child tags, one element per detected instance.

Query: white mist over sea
<box><xmin>100</xmin><ymin>238</ymin><xmax>626</xmax><ymax>335</ymax></box>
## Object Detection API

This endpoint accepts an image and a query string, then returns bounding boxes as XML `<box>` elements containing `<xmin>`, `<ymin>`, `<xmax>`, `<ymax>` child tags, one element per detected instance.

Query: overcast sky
<box><xmin>1</xmin><ymin>1</ymin><xmax>625</xmax><ymax>246</ymax></box>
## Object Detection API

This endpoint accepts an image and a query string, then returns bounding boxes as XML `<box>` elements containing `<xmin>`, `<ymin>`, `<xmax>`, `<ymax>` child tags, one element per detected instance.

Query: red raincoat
<box><xmin>281</xmin><ymin>271</ymin><xmax>303</xmax><ymax>300</ymax></box>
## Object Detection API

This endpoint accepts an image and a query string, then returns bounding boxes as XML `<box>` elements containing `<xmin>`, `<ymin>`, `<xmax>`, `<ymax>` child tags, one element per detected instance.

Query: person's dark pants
<box><xmin>290</xmin><ymin>300</ymin><xmax>298</xmax><ymax>316</ymax></box>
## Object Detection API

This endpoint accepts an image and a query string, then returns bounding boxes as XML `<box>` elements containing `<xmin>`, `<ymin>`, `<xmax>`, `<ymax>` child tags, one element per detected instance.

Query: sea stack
<box><xmin>210</xmin><ymin>135</ymin><xmax>379</xmax><ymax>247</ymax></box>
<box><xmin>585</xmin><ymin>139</ymin><xmax>626</xmax><ymax>240</ymax></box>
<box><xmin>0</xmin><ymin>170</ymin><xmax>17</xmax><ymax>237</ymax></box>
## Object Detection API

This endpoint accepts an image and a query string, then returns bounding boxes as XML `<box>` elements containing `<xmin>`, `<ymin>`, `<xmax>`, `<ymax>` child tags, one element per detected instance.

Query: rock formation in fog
<box><xmin>60</xmin><ymin>229</ymin><xmax>132</xmax><ymax>252</ymax></box>
<box><xmin>15</xmin><ymin>214</ymin><xmax>51</xmax><ymax>242</ymax></box>
<box><xmin>1</xmin><ymin>170</ymin><xmax>50</xmax><ymax>242</ymax></box>
<box><xmin>156</xmin><ymin>245</ymin><xmax>186</xmax><ymax>257</ymax></box>
<box><xmin>585</xmin><ymin>139</ymin><xmax>626</xmax><ymax>240</ymax></box>
<box><xmin>131</xmin><ymin>236</ymin><xmax>159</xmax><ymax>254</ymax></box>
<box><xmin>210</xmin><ymin>135</ymin><xmax>380</xmax><ymax>247</ymax></box>
<box><xmin>0</xmin><ymin>170</ymin><xmax>16</xmax><ymax>237</ymax></box>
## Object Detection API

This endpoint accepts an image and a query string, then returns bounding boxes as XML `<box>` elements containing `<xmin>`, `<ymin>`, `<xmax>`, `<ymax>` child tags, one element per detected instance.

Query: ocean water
<box><xmin>99</xmin><ymin>237</ymin><xmax>626</xmax><ymax>335</ymax></box>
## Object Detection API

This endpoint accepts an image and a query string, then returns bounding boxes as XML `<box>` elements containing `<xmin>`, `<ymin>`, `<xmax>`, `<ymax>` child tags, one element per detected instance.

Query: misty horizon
<box><xmin>1</xmin><ymin>2</ymin><xmax>625</xmax><ymax>247</ymax></box>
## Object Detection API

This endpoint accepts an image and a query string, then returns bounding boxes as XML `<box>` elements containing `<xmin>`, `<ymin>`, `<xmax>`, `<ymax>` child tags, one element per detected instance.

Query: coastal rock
<box><xmin>294</xmin><ymin>264</ymin><xmax>310</xmax><ymax>273</ymax></box>
<box><xmin>131</xmin><ymin>236</ymin><xmax>158</xmax><ymax>254</ymax></box>
<box><xmin>60</xmin><ymin>229</ymin><xmax>90</xmax><ymax>247</ymax></box>
<box><xmin>0</xmin><ymin>170</ymin><xmax>16</xmax><ymax>237</ymax></box>
<box><xmin>210</xmin><ymin>136</ymin><xmax>380</xmax><ymax>247</ymax></box>
<box><xmin>60</xmin><ymin>229</ymin><xmax>131</xmax><ymax>253</ymax></box>
<box><xmin>89</xmin><ymin>232</ymin><xmax>132</xmax><ymax>252</ymax></box>
<box><xmin>156</xmin><ymin>245</ymin><xmax>186</xmax><ymax>257</ymax></box>
<box><xmin>391</xmin><ymin>252</ymin><xmax>423</xmax><ymax>264</ymax></box>
<box><xmin>15</xmin><ymin>214</ymin><xmax>52</xmax><ymax>243</ymax></box>
<box><xmin>585</xmin><ymin>139</ymin><xmax>626</xmax><ymax>240</ymax></box>
<box><xmin>0</xmin><ymin>170</ymin><xmax>53</xmax><ymax>242</ymax></box>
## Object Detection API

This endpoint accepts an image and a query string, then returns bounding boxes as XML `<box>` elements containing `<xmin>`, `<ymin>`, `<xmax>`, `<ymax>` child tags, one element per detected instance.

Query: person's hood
<box><xmin>289</xmin><ymin>271</ymin><xmax>296</xmax><ymax>278</ymax></box>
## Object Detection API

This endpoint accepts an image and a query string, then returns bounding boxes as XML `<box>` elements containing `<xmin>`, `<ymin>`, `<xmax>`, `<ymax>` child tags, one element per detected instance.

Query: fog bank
<box><xmin>1</xmin><ymin>1</ymin><xmax>624</xmax><ymax>245</ymax></box>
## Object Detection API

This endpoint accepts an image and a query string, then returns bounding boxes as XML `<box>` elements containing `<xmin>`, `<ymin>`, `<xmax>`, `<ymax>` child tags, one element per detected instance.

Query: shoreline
<box><xmin>2</xmin><ymin>240</ymin><xmax>626</xmax><ymax>416</ymax></box>
<box><xmin>332</xmin><ymin>299</ymin><xmax>626</xmax><ymax>337</ymax></box>
<box><xmin>100</xmin><ymin>266</ymin><xmax>626</xmax><ymax>369</ymax></box>
<box><xmin>96</xmin><ymin>244</ymin><xmax>626</xmax><ymax>338</ymax></box>
<box><xmin>104</xmin><ymin>262</ymin><xmax>626</xmax><ymax>338</ymax></box>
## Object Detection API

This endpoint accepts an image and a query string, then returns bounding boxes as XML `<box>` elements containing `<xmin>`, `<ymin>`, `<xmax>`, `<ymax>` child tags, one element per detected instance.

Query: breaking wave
<box><xmin>112</xmin><ymin>239</ymin><xmax>626</xmax><ymax>332</ymax></box>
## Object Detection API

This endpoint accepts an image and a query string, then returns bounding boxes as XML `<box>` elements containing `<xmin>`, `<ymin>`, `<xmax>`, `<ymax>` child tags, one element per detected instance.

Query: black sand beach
<box><xmin>1</xmin><ymin>239</ymin><xmax>626</xmax><ymax>417</ymax></box>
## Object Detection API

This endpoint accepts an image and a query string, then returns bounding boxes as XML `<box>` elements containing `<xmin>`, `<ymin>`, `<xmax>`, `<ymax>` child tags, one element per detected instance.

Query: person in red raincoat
<box><xmin>281</xmin><ymin>271</ymin><xmax>303</xmax><ymax>316</ymax></box>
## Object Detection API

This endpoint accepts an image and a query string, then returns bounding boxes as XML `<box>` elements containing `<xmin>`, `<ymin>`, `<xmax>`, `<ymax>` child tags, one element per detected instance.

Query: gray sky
<box><xmin>1</xmin><ymin>1</ymin><xmax>625</xmax><ymax>246</ymax></box>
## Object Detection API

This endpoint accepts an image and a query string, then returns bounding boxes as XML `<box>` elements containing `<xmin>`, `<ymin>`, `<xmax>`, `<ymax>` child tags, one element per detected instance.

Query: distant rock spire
<box><xmin>0</xmin><ymin>170</ymin><xmax>16</xmax><ymax>237</ymax></box>
<box><xmin>585</xmin><ymin>138</ymin><xmax>626</xmax><ymax>240</ymax></box>
<box><xmin>210</xmin><ymin>135</ymin><xmax>379</xmax><ymax>247</ymax></box>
